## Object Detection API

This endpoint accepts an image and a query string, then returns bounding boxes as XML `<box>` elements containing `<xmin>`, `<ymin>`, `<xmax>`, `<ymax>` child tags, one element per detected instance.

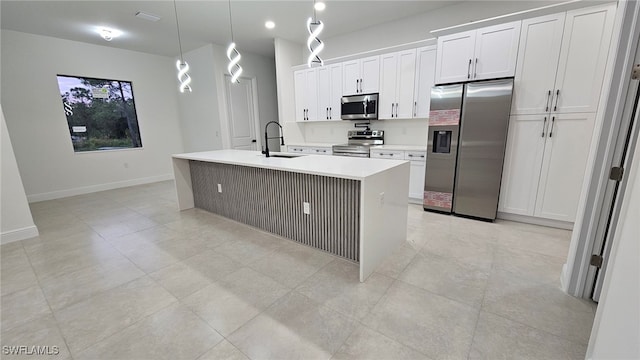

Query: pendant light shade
<box><xmin>173</xmin><ymin>0</ymin><xmax>192</xmax><ymax>92</ymax></box>
<box><xmin>307</xmin><ymin>0</ymin><xmax>324</xmax><ymax>67</ymax></box>
<box><xmin>227</xmin><ymin>0</ymin><xmax>243</xmax><ymax>83</ymax></box>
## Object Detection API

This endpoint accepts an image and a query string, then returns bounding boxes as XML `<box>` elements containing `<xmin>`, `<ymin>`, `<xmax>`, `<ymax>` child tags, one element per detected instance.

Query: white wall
<box><xmin>275</xmin><ymin>38</ymin><xmax>305</xmax><ymax>144</ymax></box>
<box><xmin>279</xmin><ymin>0</ymin><xmax>567</xmax><ymax>146</ymax></box>
<box><xmin>1</xmin><ymin>105</ymin><xmax>38</xmax><ymax>243</ymax></box>
<box><xmin>586</xmin><ymin>132</ymin><xmax>640</xmax><ymax>359</ymax></box>
<box><xmin>1</xmin><ymin>30</ymin><xmax>184</xmax><ymax>202</ymax></box>
<box><xmin>177</xmin><ymin>43</ymin><xmax>280</xmax><ymax>152</ymax></box>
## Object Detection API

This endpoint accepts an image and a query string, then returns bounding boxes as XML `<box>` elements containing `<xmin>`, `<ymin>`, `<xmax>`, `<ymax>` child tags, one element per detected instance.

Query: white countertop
<box><xmin>172</xmin><ymin>150</ymin><xmax>407</xmax><ymax>180</ymax></box>
<box><xmin>371</xmin><ymin>145</ymin><xmax>427</xmax><ymax>152</ymax></box>
<box><xmin>286</xmin><ymin>142</ymin><xmax>338</xmax><ymax>148</ymax></box>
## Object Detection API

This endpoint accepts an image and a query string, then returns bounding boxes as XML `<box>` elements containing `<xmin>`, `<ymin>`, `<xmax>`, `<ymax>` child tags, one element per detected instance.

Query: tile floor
<box><xmin>0</xmin><ymin>180</ymin><xmax>596</xmax><ymax>360</ymax></box>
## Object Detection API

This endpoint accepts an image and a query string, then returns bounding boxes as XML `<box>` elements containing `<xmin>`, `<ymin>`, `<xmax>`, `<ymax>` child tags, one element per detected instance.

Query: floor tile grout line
<box><xmin>465</xmin><ymin>245</ymin><xmax>497</xmax><ymax>360</ymax></box>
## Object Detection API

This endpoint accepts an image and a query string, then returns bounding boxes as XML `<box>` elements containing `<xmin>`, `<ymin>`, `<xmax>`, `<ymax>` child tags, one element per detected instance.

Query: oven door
<box><xmin>341</xmin><ymin>94</ymin><xmax>378</xmax><ymax>120</ymax></box>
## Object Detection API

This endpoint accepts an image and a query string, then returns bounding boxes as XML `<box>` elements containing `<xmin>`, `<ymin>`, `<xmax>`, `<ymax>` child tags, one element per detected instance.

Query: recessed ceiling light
<box><xmin>265</xmin><ymin>21</ymin><xmax>276</xmax><ymax>29</ymax></box>
<box><xmin>97</xmin><ymin>27</ymin><xmax>123</xmax><ymax>41</ymax></box>
<box><xmin>135</xmin><ymin>11</ymin><xmax>161</xmax><ymax>22</ymax></box>
<box><xmin>314</xmin><ymin>2</ymin><xmax>326</xmax><ymax>11</ymax></box>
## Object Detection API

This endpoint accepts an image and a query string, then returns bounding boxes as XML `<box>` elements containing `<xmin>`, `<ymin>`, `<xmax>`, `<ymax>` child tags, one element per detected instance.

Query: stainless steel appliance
<box><xmin>424</xmin><ymin>79</ymin><xmax>514</xmax><ymax>221</ymax></box>
<box><xmin>341</xmin><ymin>93</ymin><xmax>379</xmax><ymax>120</ymax></box>
<box><xmin>332</xmin><ymin>130</ymin><xmax>384</xmax><ymax>157</ymax></box>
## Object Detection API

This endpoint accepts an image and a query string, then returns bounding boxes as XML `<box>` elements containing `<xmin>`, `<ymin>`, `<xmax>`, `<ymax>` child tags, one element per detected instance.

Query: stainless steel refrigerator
<box><xmin>423</xmin><ymin>78</ymin><xmax>513</xmax><ymax>221</ymax></box>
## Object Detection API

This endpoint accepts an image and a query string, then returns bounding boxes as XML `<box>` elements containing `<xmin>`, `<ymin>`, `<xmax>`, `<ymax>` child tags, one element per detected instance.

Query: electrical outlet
<box><xmin>303</xmin><ymin>202</ymin><xmax>311</xmax><ymax>215</ymax></box>
<box><xmin>217</xmin><ymin>184</ymin><xmax>222</xmax><ymax>193</ymax></box>
<box><xmin>379</xmin><ymin>192</ymin><xmax>385</xmax><ymax>205</ymax></box>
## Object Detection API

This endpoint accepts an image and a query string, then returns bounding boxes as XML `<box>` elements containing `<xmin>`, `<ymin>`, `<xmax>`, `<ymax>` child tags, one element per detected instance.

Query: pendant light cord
<box><xmin>228</xmin><ymin>0</ymin><xmax>234</xmax><ymax>42</ymax></box>
<box><xmin>173</xmin><ymin>0</ymin><xmax>185</xmax><ymax>63</ymax></box>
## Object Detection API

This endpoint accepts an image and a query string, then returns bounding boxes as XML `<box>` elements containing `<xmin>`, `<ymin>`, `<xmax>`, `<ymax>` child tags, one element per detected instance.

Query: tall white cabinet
<box><xmin>342</xmin><ymin>56</ymin><xmax>380</xmax><ymax>95</ymax></box>
<box><xmin>413</xmin><ymin>46</ymin><xmax>437</xmax><ymax>118</ymax></box>
<box><xmin>379</xmin><ymin>49</ymin><xmax>417</xmax><ymax>119</ymax></box>
<box><xmin>499</xmin><ymin>3</ymin><xmax>616</xmax><ymax>223</ymax></box>
<box><xmin>294</xmin><ymin>69</ymin><xmax>318</xmax><ymax>122</ymax></box>
<box><xmin>317</xmin><ymin>63</ymin><xmax>343</xmax><ymax>120</ymax></box>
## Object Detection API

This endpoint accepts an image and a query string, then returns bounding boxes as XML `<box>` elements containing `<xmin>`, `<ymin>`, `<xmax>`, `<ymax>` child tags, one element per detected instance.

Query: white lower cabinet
<box><xmin>286</xmin><ymin>145</ymin><xmax>332</xmax><ymax>155</ymax></box>
<box><xmin>499</xmin><ymin>113</ymin><xmax>596</xmax><ymax>222</ymax></box>
<box><xmin>371</xmin><ymin>149</ymin><xmax>426</xmax><ymax>203</ymax></box>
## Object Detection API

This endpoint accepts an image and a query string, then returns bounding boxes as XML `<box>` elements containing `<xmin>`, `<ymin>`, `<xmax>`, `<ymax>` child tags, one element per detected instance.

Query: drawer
<box><xmin>405</xmin><ymin>151</ymin><xmax>426</xmax><ymax>162</ymax></box>
<box><xmin>287</xmin><ymin>146</ymin><xmax>310</xmax><ymax>153</ymax></box>
<box><xmin>370</xmin><ymin>150</ymin><xmax>405</xmax><ymax>159</ymax></box>
<box><xmin>309</xmin><ymin>147</ymin><xmax>332</xmax><ymax>155</ymax></box>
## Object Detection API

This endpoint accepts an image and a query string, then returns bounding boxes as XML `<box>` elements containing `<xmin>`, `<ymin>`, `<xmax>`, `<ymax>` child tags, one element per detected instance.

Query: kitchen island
<box><xmin>172</xmin><ymin>149</ymin><xmax>409</xmax><ymax>282</ymax></box>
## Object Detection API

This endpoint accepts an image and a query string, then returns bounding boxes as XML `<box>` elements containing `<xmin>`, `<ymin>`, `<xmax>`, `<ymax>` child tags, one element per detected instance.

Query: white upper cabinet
<box><xmin>473</xmin><ymin>22</ymin><xmax>522</xmax><ymax>80</ymax></box>
<box><xmin>379</xmin><ymin>49</ymin><xmax>417</xmax><ymax>119</ymax></box>
<box><xmin>511</xmin><ymin>4</ymin><xmax>616</xmax><ymax>115</ymax></box>
<box><xmin>317</xmin><ymin>63</ymin><xmax>343</xmax><ymax>120</ymax></box>
<box><xmin>511</xmin><ymin>13</ymin><xmax>565</xmax><ymax>115</ymax></box>
<box><xmin>413</xmin><ymin>46</ymin><xmax>437</xmax><ymax>118</ymax></box>
<box><xmin>435</xmin><ymin>30</ymin><xmax>476</xmax><ymax>84</ymax></box>
<box><xmin>553</xmin><ymin>4</ymin><xmax>616</xmax><ymax>114</ymax></box>
<box><xmin>435</xmin><ymin>21</ymin><xmax>521</xmax><ymax>84</ymax></box>
<box><xmin>293</xmin><ymin>68</ymin><xmax>318</xmax><ymax>122</ymax></box>
<box><xmin>535</xmin><ymin>112</ymin><xmax>596</xmax><ymax>222</ymax></box>
<box><xmin>342</xmin><ymin>56</ymin><xmax>380</xmax><ymax>95</ymax></box>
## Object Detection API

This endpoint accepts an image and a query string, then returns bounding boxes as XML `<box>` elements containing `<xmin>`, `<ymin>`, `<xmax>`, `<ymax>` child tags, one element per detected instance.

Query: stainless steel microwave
<box><xmin>341</xmin><ymin>93</ymin><xmax>379</xmax><ymax>120</ymax></box>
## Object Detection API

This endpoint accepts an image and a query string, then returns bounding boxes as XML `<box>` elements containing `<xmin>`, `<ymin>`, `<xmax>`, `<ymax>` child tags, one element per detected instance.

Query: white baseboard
<box><xmin>27</xmin><ymin>174</ymin><xmax>174</xmax><ymax>203</ymax></box>
<box><xmin>497</xmin><ymin>212</ymin><xmax>574</xmax><ymax>230</ymax></box>
<box><xmin>1</xmin><ymin>225</ymin><xmax>39</xmax><ymax>244</ymax></box>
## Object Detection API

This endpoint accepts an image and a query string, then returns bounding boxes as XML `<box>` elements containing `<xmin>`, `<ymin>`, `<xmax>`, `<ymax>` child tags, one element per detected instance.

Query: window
<box><xmin>57</xmin><ymin>75</ymin><xmax>142</xmax><ymax>152</ymax></box>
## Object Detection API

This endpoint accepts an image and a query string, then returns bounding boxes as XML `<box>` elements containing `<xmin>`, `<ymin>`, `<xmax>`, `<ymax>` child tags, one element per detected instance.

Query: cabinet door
<box><xmin>435</xmin><ymin>30</ymin><xmax>476</xmax><ymax>84</ymax></box>
<box><xmin>553</xmin><ymin>4</ymin><xmax>616</xmax><ymax>114</ymax></box>
<box><xmin>473</xmin><ymin>21</ymin><xmax>522</xmax><ymax>80</ymax></box>
<box><xmin>498</xmin><ymin>115</ymin><xmax>547</xmax><ymax>216</ymax></box>
<box><xmin>535</xmin><ymin>113</ymin><xmax>596</xmax><ymax>222</ymax></box>
<box><xmin>343</xmin><ymin>60</ymin><xmax>360</xmax><ymax>95</ymax></box>
<box><xmin>360</xmin><ymin>56</ymin><xmax>380</xmax><ymax>94</ymax></box>
<box><xmin>379</xmin><ymin>52</ymin><xmax>398</xmax><ymax>119</ymax></box>
<box><xmin>414</xmin><ymin>46</ymin><xmax>437</xmax><ymax>118</ymax></box>
<box><xmin>511</xmin><ymin>13</ymin><xmax>565</xmax><ymax>115</ymax></box>
<box><xmin>396</xmin><ymin>49</ymin><xmax>417</xmax><ymax>119</ymax></box>
<box><xmin>317</xmin><ymin>66</ymin><xmax>331</xmax><ymax>120</ymax></box>
<box><xmin>294</xmin><ymin>70</ymin><xmax>307</xmax><ymax>122</ymax></box>
<box><xmin>305</xmin><ymin>69</ymin><xmax>319</xmax><ymax>121</ymax></box>
<box><xmin>409</xmin><ymin>161</ymin><xmax>426</xmax><ymax>201</ymax></box>
<box><xmin>329</xmin><ymin>63</ymin><xmax>343</xmax><ymax>120</ymax></box>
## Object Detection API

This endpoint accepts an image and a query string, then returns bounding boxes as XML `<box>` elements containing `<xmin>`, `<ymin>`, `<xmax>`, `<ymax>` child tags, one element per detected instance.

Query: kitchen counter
<box><xmin>371</xmin><ymin>144</ymin><xmax>428</xmax><ymax>152</ymax></box>
<box><xmin>172</xmin><ymin>149</ymin><xmax>409</xmax><ymax>282</ymax></box>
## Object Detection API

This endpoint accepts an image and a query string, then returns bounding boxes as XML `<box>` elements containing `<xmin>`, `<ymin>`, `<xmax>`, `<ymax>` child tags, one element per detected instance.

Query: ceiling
<box><xmin>0</xmin><ymin>1</ymin><xmax>461</xmax><ymax>58</ymax></box>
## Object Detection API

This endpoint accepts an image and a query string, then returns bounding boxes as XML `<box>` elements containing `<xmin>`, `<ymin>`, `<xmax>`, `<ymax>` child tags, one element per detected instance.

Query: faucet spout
<box><xmin>262</xmin><ymin>121</ymin><xmax>284</xmax><ymax>158</ymax></box>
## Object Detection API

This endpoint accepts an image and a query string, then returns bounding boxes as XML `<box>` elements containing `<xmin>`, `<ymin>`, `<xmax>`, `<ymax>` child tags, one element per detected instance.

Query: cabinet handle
<box><xmin>545</xmin><ymin>90</ymin><xmax>552</xmax><ymax>112</ymax></box>
<box><xmin>414</xmin><ymin>101</ymin><xmax>417</xmax><ymax>117</ymax></box>
<box><xmin>391</xmin><ymin>104</ymin><xmax>394</xmax><ymax>118</ymax></box>
<box><xmin>329</xmin><ymin>107</ymin><xmax>332</xmax><ymax>119</ymax></box>
<box><xmin>553</xmin><ymin>89</ymin><xmax>560</xmax><ymax>111</ymax></box>
<box><xmin>542</xmin><ymin>116</ymin><xmax>547</xmax><ymax>138</ymax></box>
<box><xmin>549</xmin><ymin>116</ymin><xmax>555</xmax><ymax>137</ymax></box>
<box><xmin>467</xmin><ymin>59</ymin><xmax>472</xmax><ymax>79</ymax></box>
<box><xmin>395</xmin><ymin>103</ymin><xmax>399</xmax><ymax>118</ymax></box>
<box><xmin>360</xmin><ymin>78</ymin><xmax>363</xmax><ymax>93</ymax></box>
<box><xmin>356</xmin><ymin>79</ymin><xmax>359</xmax><ymax>93</ymax></box>
<box><xmin>326</xmin><ymin>107</ymin><xmax>329</xmax><ymax>120</ymax></box>
<box><xmin>474</xmin><ymin>58</ymin><xmax>478</xmax><ymax>78</ymax></box>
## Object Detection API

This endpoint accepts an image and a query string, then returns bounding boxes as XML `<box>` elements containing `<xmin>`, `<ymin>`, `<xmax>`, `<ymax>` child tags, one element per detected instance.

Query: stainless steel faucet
<box><xmin>262</xmin><ymin>121</ymin><xmax>285</xmax><ymax>158</ymax></box>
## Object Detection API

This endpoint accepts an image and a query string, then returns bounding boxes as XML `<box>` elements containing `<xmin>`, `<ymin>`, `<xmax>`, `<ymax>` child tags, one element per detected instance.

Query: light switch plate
<box><xmin>303</xmin><ymin>202</ymin><xmax>310</xmax><ymax>215</ymax></box>
<box><xmin>217</xmin><ymin>184</ymin><xmax>222</xmax><ymax>193</ymax></box>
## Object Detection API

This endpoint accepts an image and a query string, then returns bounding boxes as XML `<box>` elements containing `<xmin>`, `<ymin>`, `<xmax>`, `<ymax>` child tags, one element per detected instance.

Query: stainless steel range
<box><xmin>332</xmin><ymin>130</ymin><xmax>384</xmax><ymax>158</ymax></box>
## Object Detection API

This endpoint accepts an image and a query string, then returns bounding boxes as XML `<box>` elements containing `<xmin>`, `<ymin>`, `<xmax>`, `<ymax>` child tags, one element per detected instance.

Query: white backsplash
<box><xmin>301</xmin><ymin>117</ymin><xmax>429</xmax><ymax>145</ymax></box>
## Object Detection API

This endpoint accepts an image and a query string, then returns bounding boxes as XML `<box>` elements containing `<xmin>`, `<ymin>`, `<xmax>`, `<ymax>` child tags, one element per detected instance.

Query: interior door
<box><xmin>396</xmin><ymin>49</ymin><xmax>417</xmax><ymax>119</ymax></box>
<box><xmin>414</xmin><ymin>46</ymin><xmax>437</xmax><ymax>118</ymax></box>
<box><xmin>498</xmin><ymin>114</ymin><xmax>547</xmax><ymax>216</ymax></box>
<box><xmin>510</xmin><ymin>13</ymin><xmax>565</xmax><ymax>115</ymax></box>
<box><xmin>473</xmin><ymin>21</ymin><xmax>522</xmax><ymax>80</ymax></box>
<box><xmin>226</xmin><ymin>77</ymin><xmax>257</xmax><ymax>150</ymax></box>
<box><xmin>535</xmin><ymin>112</ymin><xmax>597</xmax><ymax>222</ymax></box>
<box><xmin>553</xmin><ymin>4</ymin><xmax>616</xmax><ymax>114</ymax></box>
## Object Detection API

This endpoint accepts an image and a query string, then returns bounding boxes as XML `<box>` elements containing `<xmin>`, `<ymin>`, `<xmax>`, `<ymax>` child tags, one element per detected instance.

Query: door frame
<box><xmin>562</xmin><ymin>0</ymin><xmax>640</xmax><ymax>298</ymax></box>
<box><xmin>221</xmin><ymin>75</ymin><xmax>262</xmax><ymax>150</ymax></box>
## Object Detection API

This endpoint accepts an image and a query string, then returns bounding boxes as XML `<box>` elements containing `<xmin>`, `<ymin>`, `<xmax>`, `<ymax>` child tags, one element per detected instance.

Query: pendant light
<box><xmin>307</xmin><ymin>0</ymin><xmax>324</xmax><ymax>67</ymax></box>
<box><xmin>226</xmin><ymin>0</ymin><xmax>243</xmax><ymax>83</ymax></box>
<box><xmin>173</xmin><ymin>0</ymin><xmax>192</xmax><ymax>92</ymax></box>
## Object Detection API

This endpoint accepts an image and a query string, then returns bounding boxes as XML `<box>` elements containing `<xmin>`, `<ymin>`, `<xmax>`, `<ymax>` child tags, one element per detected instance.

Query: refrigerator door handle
<box><xmin>549</xmin><ymin>116</ymin><xmax>556</xmax><ymax>137</ymax></box>
<box><xmin>467</xmin><ymin>59</ymin><xmax>472</xmax><ymax>79</ymax></box>
<box><xmin>542</xmin><ymin>116</ymin><xmax>547</xmax><ymax>137</ymax></box>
